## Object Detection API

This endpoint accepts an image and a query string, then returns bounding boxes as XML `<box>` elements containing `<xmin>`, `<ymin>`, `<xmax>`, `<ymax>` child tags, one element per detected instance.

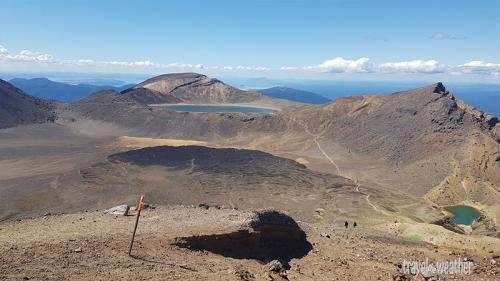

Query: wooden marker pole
<box><xmin>128</xmin><ymin>194</ymin><xmax>145</xmax><ymax>256</ymax></box>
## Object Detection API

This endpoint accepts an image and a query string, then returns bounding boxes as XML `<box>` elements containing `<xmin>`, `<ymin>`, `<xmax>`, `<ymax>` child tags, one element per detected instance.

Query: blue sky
<box><xmin>1</xmin><ymin>0</ymin><xmax>499</xmax><ymax>82</ymax></box>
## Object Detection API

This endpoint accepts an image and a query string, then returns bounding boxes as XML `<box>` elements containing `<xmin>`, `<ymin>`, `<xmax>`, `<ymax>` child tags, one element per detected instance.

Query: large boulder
<box><xmin>242</xmin><ymin>208</ymin><xmax>306</xmax><ymax>241</ymax></box>
<box><xmin>174</xmin><ymin>208</ymin><xmax>312</xmax><ymax>269</ymax></box>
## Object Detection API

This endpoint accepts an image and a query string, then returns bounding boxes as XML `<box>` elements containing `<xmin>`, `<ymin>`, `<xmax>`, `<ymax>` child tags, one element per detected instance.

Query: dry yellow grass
<box><xmin>295</xmin><ymin>157</ymin><xmax>310</xmax><ymax>164</ymax></box>
<box><xmin>116</xmin><ymin>136</ymin><xmax>207</xmax><ymax>149</ymax></box>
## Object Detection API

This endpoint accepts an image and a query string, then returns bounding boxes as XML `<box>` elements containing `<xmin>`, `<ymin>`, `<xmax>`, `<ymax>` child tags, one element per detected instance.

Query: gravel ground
<box><xmin>1</xmin><ymin>206</ymin><xmax>498</xmax><ymax>280</ymax></box>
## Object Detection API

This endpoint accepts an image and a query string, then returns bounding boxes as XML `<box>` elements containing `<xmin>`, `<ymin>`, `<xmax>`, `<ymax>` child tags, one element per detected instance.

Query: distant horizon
<box><xmin>3</xmin><ymin>70</ymin><xmax>499</xmax><ymax>117</ymax></box>
<box><xmin>3</xmin><ymin>70</ymin><xmax>500</xmax><ymax>86</ymax></box>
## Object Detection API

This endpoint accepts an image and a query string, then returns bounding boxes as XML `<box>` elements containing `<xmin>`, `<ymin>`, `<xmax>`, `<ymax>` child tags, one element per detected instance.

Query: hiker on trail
<box><xmin>353</xmin><ymin>222</ymin><xmax>357</xmax><ymax>228</ymax></box>
<box><xmin>344</xmin><ymin>221</ymin><xmax>348</xmax><ymax>228</ymax></box>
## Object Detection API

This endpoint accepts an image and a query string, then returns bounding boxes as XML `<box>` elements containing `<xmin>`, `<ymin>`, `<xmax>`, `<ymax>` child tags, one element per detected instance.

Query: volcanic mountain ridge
<box><xmin>0</xmin><ymin>79</ymin><xmax>56</xmax><ymax>129</ymax></box>
<box><xmin>121</xmin><ymin>72</ymin><xmax>298</xmax><ymax>108</ymax></box>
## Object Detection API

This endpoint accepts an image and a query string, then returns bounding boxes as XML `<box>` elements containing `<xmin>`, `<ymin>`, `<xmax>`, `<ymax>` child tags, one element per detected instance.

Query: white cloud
<box><xmin>0</xmin><ymin>45</ymin><xmax>271</xmax><ymax>72</ymax></box>
<box><xmin>65</xmin><ymin>59</ymin><xmax>159</xmax><ymax>68</ymax></box>
<box><xmin>1</xmin><ymin>43</ymin><xmax>499</xmax><ymax>78</ymax></box>
<box><xmin>161</xmin><ymin>63</ymin><xmax>204</xmax><ymax>69</ymax></box>
<box><xmin>305</xmin><ymin>57</ymin><xmax>373</xmax><ymax>73</ymax></box>
<box><xmin>71</xmin><ymin>60</ymin><xmax>204</xmax><ymax>69</ymax></box>
<box><xmin>455</xmin><ymin>61</ymin><xmax>500</xmax><ymax>76</ymax></box>
<box><xmin>0</xmin><ymin>44</ymin><xmax>212</xmax><ymax>72</ymax></box>
<box><xmin>280</xmin><ymin>66</ymin><xmax>299</xmax><ymax>71</ymax></box>
<box><xmin>378</xmin><ymin>60</ymin><xmax>446</xmax><ymax>74</ymax></box>
<box><xmin>214</xmin><ymin>65</ymin><xmax>270</xmax><ymax>71</ymax></box>
<box><xmin>430</xmin><ymin>33</ymin><xmax>466</xmax><ymax>40</ymax></box>
<box><xmin>236</xmin><ymin>65</ymin><xmax>252</xmax><ymax>70</ymax></box>
<box><xmin>105</xmin><ymin>60</ymin><xmax>155</xmax><ymax>67</ymax></box>
<box><xmin>235</xmin><ymin>65</ymin><xmax>269</xmax><ymax>71</ymax></box>
<box><xmin>0</xmin><ymin>45</ymin><xmax>8</xmax><ymax>55</ymax></box>
<box><xmin>0</xmin><ymin>47</ymin><xmax>55</xmax><ymax>63</ymax></box>
<box><xmin>254</xmin><ymin>66</ymin><xmax>271</xmax><ymax>71</ymax></box>
<box><xmin>0</xmin><ymin>44</ymin><xmax>211</xmax><ymax>72</ymax></box>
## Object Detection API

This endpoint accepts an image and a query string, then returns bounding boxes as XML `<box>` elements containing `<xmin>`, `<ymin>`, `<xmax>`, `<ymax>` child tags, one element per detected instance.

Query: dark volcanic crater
<box><xmin>71</xmin><ymin>146</ymin><xmax>355</xmax><ymax>218</ymax></box>
<box><xmin>109</xmin><ymin>146</ymin><xmax>305</xmax><ymax>175</ymax></box>
<box><xmin>107</xmin><ymin>145</ymin><xmax>351</xmax><ymax>188</ymax></box>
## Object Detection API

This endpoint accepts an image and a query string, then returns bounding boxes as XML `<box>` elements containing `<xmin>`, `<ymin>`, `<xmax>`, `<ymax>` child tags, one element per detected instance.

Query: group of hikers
<box><xmin>344</xmin><ymin>221</ymin><xmax>357</xmax><ymax>228</ymax></box>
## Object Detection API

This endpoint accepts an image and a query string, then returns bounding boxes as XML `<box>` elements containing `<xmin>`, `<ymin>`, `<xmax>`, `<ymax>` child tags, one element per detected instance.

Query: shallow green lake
<box><xmin>445</xmin><ymin>205</ymin><xmax>480</xmax><ymax>225</ymax></box>
<box><xmin>159</xmin><ymin>105</ymin><xmax>276</xmax><ymax>113</ymax></box>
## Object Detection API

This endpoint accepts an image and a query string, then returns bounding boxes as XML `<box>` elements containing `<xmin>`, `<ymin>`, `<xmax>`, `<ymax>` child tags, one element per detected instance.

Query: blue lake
<box><xmin>445</xmin><ymin>205</ymin><xmax>480</xmax><ymax>225</ymax></box>
<box><xmin>159</xmin><ymin>104</ymin><xmax>276</xmax><ymax>113</ymax></box>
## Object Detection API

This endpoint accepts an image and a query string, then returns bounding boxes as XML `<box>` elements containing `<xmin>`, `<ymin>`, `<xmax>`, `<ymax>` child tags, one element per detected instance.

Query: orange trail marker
<box><xmin>128</xmin><ymin>194</ymin><xmax>145</xmax><ymax>256</ymax></box>
<box><xmin>136</xmin><ymin>193</ymin><xmax>144</xmax><ymax>211</ymax></box>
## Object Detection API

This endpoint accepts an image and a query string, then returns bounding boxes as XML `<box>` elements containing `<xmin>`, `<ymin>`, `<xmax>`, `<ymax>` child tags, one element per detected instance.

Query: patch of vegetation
<box><xmin>408</xmin><ymin>234</ymin><xmax>423</xmax><ymax>242</ymax></box>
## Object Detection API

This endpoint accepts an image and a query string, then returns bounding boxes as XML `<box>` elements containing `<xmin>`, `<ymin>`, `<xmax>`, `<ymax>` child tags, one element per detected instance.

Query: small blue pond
<box><xmin>445</xmin><ymin>205</ymin><xmax>480</xmax><ymax>225</ymax></box>
<box><xmin>159</xmin><ymin>105</ymin><xmax>276</xmax><ymax>113</ymax></box>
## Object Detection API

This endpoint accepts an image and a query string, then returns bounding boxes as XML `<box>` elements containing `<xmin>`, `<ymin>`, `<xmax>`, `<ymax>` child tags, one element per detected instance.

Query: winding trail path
<box><xmin>354</xmin><ymin>180</ymin><xmax>392</xmax><ymax>217</ymax></box>
<box><xmin>301</xmin><ymin>124</ymin><xmax>341</xmax><ymax>176</ymax></box>
<box><xmin>299</xmin><ymin>121</ymin><xmax>392</xmax><ymax>217</ymax></box>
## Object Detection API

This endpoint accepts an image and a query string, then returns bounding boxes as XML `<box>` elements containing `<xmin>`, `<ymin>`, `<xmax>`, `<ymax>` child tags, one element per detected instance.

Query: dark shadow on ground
<box><xmin>173</xmin><ymin>228</ymin><xmax>312</xmax><ymax>269</ymax></box>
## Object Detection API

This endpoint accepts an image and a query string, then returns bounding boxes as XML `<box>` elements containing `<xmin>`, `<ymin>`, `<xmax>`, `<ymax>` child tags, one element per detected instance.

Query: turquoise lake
<box><xmin>159</xmin><ymin>105</ymin><xmax>276</xmax><ymax>113</ymax></box>
<box><xmin>445</xmin><ymin>205</ymin><xmax>480</xmax><ymax>225</ymax></box>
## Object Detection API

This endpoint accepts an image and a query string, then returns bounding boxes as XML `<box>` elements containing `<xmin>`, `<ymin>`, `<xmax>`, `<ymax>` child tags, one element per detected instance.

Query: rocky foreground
<box><xmin>0</xmin><ymin>206</ymin><xmax>498</xmax><ymax>280</ymax></box>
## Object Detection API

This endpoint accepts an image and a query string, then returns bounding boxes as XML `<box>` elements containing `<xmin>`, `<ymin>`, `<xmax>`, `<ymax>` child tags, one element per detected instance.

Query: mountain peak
<box><xmin>390</xmin><ymin>82</ymin><xmax>451</xmax><ymax>100</ymax></box>
<box><xmin>123</xmin><ymin>73</ymin><xmax>255</xmax><ymax>105</ymax></box>
<box><xmin>133</xmin><ymin>73</ymin><xmax>209</xmax><ymax>89</ymax></box>
<box><xmin>433</xmin><ymin>82</ymin><xmax>446</xmax><ymax>94</ymax></box>
<box><xmin>419</xmin><ymin>82</ymin><xmax>448</xmax><ymax>96</ymax></box>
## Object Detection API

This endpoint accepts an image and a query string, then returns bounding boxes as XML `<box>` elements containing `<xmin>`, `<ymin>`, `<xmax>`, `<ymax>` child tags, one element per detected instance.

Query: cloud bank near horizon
<box><xmin>0</xmin><ymin>44</ymin><xmax>499</xmax><ymax>78</ymax></box>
